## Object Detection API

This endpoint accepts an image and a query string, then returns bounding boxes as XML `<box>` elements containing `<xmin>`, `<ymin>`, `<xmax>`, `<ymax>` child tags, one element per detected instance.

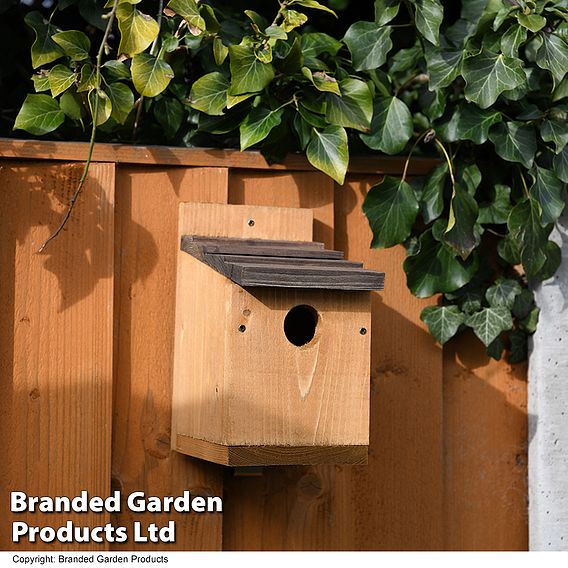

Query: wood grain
<box><xmin>0</xmin><ymin>138</ymin><xmax>439</xmax><ymax>175</ymax></box>
<box><xmin>112</xmin><ymin>166</ymin><xmax>227</xmax><ymax>551</ymax></box>
<box><xmin>0</xmin><ymin>161</ymin><xmax>114</xmax><ymax>550</ymax></box>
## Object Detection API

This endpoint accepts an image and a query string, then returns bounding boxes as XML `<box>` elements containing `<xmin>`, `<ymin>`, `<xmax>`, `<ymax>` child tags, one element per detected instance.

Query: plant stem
<box><xmin>38</xmin><ymin>0</ymin><xmax>119</xmax><ymax>253</ymax></box>
<box><xmin>401</xmin><ymin>128</ymin><xmax>434</xmax><ymax>182</ymax></box>
<box><xmin>434</xmin><ymin>138</ymin><xmax>456</xmax><ymax>186</ymax></box>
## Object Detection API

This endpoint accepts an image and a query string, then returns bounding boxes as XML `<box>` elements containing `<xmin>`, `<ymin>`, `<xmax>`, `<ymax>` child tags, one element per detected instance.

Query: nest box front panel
<box><xmin>225</xmin><ymin>286</ymin><xmax>371</xmax><ymax>447</ymax></box>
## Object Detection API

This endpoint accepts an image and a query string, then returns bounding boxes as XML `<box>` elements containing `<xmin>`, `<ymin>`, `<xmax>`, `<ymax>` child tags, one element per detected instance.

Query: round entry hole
<box><xmin>284</xmin><ymin>305</ymin><xmax>319</xmax><ymax>346</ymax></box>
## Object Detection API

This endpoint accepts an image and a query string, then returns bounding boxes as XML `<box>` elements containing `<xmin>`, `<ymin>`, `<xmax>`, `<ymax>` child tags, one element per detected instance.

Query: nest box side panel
<box><xmin>225</xmin><ymin>286</ymin><xmax>371</xmax><ymax>447</ymax></box>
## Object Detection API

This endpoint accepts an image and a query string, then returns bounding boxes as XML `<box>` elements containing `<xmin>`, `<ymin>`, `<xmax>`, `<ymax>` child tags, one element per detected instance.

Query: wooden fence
<box><xmin>0</xmin><ymin>138</ymin><xmax>528</xmax><ymax>550</ymax></box>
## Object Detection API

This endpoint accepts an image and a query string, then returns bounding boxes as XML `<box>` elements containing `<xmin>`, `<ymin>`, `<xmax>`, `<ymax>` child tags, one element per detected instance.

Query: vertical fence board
<box><xmin>443</xmin><ymin>333</ymin><xmax>528</xmax><ymax>550</ymax></box>
<box><xmin>0</xmin><ymin>161</ymin><xmax>114</xmax><ymax>550</ymax></box>
<box><xmin>112</xmin><ymin>166</ymin><xmax>227</xmax><ymax>550</ymax></box>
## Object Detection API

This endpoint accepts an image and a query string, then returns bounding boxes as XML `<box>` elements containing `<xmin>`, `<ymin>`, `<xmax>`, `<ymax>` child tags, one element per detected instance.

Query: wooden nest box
<box><xmin>172</xmin><ymin>203</ymin><xmax>384</xmax><ymax>466</ymax></box>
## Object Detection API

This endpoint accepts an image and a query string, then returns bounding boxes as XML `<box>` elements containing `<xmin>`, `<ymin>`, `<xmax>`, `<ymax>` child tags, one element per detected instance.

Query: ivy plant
<box><xmin>13</xmin><ymin>0</ymin><xmax>568</xmax><ymax>361</ymax></box>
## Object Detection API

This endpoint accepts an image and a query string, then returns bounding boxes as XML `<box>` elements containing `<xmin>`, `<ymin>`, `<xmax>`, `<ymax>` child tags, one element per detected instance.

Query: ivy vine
<box><xmin>13</xmin><ymin>0</ymin><xmax>568</xmax><ymax>361</ymax></box>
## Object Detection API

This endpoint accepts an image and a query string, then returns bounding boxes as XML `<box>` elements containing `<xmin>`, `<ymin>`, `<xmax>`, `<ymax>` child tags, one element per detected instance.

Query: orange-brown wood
<box><xmin>0</xmin><ymin>138</ymin><xmax>439</xmax><ymax>175</ymax></box>
<box><xmin>443</xmin><ymin>331</ymin><xmax>528</xmax><ymax>550</ymax></box>
<box><xmin>112</xmin><ymin>166</ymin><xmax>227</xmax><ymax>550</ymax></box>
<box><xmin>0</xmin><ymin>161</ymin><xmax>114</xmax><ymax>550</ymax></box>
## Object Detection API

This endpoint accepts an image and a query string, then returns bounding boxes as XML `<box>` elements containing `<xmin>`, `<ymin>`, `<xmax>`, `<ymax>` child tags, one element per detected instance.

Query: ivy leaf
<box><xmin>301</xmin><ymin>67</ymin><xmax>340</xmax><ymax>95</ymax></box>
<box><xmin>343</xmin><ymin>21</ymin><xmax>393</xmax><ymax>71</ymax></box>
<box><xmin>293</xmin><ymin>113</ymin><xmax>311</xmax><ymax>150</ymax></box>
<box><xmin>240</xmin><ymin>107</ymin><xmax>284</xmax><ymax>151</ymax></box>
<box><xmin>325</xmin><ymin>78</ymin><xmax>373</xmax><ymax>132</ymax></box>
<box><xmin>486</xmin><ymin>278</ymin><xmax>522</xmax><ymax>309</ymax></box>
<box><xmin>131</xmin><ymin>54</ymin><xmax>174</xmax><ymax>97</ymax></box>
<box><xmin>14</xmin><ymin>94</ymin><xmax>65</xmax><ymax>135</ymax></box>
<box><xmin>478</xmin><ymin>184</ymin><xmax>512</xmax><ymax>225</ymax></box>
<box><xmin>541</xmin><ymin>119</ymin><xmax>568</xmax><ymax>153</ymax></box>
<box><xmin>188</xmin><ymin>72</ymin><xmax>228</xmax><ymax>115</ymax></box>
<box><xmin>106</xmin><ymin>82</ymin><xmax>134</xmax><ymax>124</ymax></box>
<box><xmin>509</xmin><ymin>330</ymin><xmax>528</xmax><ymax>363</ymax></box>
<box><xmin>363</xmin><ymin>176</ymin><xmax>419</xmax><ymax>248</ymax></box>
<box><xmin>102</xmin><ymin>60</ymin><xmax>131</xmax><ymax>82</ymax></box>
<box><xmin>403</xmin><ymin>229</ymin><xmax>478</xmax><ymax>298</ymax></box>
<box><xmin>48</xmin><ymin>65</ymin><xmax>76</xmax><ymax>98</ymax></box>
<box><xmin>520</xmin><ymin>306</ymin><xmax>540</xmax><ymax>334</ymax></box>
<box><xmin>462</xmin><ymin>50</ymin><xmax>525</xmax><ymax>109</ymax></box>
<box><xmin>513</xmin><ymin>289</ymin><xmax>534</xmax><ymax>319</ymax></box>
<box><xmin>292</xmin><ymin>0</ymin><xmax>337</xmax><ymax>17</ymax></box>
<box><xmin>117</xmin><ymin>5</ymin><xmax>160</xmax><ymax>56</ymax></box>
<box><xmin>445</xmin><ymin>183</ymin><xmax>479</xmax><ymax>260</ymax></box>
<box><xmin>508</xmin><ymin>197</ymin><xmax>548</xmax><ymax>277</ymax></box>
<box><xmin>534</xmin><ymin>241</ymin><xmax>562</xmax><ymax>281</ymax></box>
<box><xmin>412</xmin><ymin>0</ymin><xmax>444</xmax><ymax>46</ymax></box>
<box><xmin>229</xmin><ymin>45</ymin><xmax>275</xmax><ymax>95</ymax></box>
<box><xmin>213</xmin><ymin>37</ymin><xmax>228</xmax><ymax>66</ymax></box>
<box><xmin>466</xmin><ymin>307</ymin><xmax>513</xmax><ymax>346</ymax></box>
<box><xmin>52</xmin><ymin>30</ymin><xmax>91</xmax><ymax>60</ymax></box>
<box><xmin>488</xmin><ymin>121</ymin><xmax>537</xmax><ymax>169</ymax></box>
<box><xmin>517</xmin><ymin>13</ymin><xmax>546</xmax><ymax>32</ymax></box>
<box><xmin>282</xmin><ymin>9</ymin><xmax>308</xmax><ymax>32</ymax></box>
<box><xmin>154</xmin><ymin>97</ymin><xmax>184</xmax><ymax>139</ymax></box>
<box><xmin>32</xmin><ymin>73</ymin><xmax>50</xmax><ymax>93</ymax></box>
<box><xmin>301</xmin><ymin>32</ymin><xmax>342</xmax><ymax>68</ymax></box>
<box><xmin>501</xmin><ymin>24</ymin><xmax>528</xmax><ymax>58</ymax></box>
<box><xmin>536</xmin><ymin>32</ymin><xmax>568</xmax><ymax>84</ymax></box>
<box><xmin>553</xmin><ymin>146</ymin><xmax>568</xmax><ymax>183</ymax></box>
<box><xmin>420</xmin><ymin>305</ymin><xmax>465</xmax><ymax>344</ymax></box>
<box><xmin>360</xmin><ymin>96</ymin><xmax>412</xmax><ymax>154</ymax></box>
<box><xmin>24</xmin><ymin>12</ymin><xmax>64</xmax><ymax>69</ymax></box>
<box><xmin>88</xmin><ymin>89</ymin><xmax>112</xmax><ymax>126</ymax></box>
<box><xmin>77</xmin><ymin>63</ymin><xmax>96</xmax><ymax>92</ymax></box>
<box><xmin>374</xmin><ymin>0</ymin><xmax>400</xmax><ymax>25</ymax></box>
<box><xmin>167</xmin><ymin>0</ymin><xmax>205</xmax><ymax>34</ymax></box>
<box><xmin>455</xmin><ymin>105</ymin><xmax>502</xmax><ymax>144</ymax></box>
<box><xmin>306</xmin><ymin>125</ymin><xmax>348</xmax><ymax>184</ymax></box>
<box><xmin>487</xmin><ymin>336</ymin><xmax>505</xmax><ymax>361</ymax></box>
<box><xmin>420</xmin><ymin>87</ymin><xmax>446</xmax><ymax>120</ymax></box>
<box><xmin>529</xmin><ymin>165</ymin><xmax>565</xmax><ymax>225</ymax></box>
<box><xmin>59</xmin><ymin>91</ymin><xmax>84</xmax><ymax>120</ymax></box>
<box><xmin>424</xmin><ymin>44</ymin><xmax>462</xmax><ymax>89</ymax></box>
<box><xmin>420</xmin><ymin>163</ymin><xmax>448</xmax><ymax>223</ymax></box>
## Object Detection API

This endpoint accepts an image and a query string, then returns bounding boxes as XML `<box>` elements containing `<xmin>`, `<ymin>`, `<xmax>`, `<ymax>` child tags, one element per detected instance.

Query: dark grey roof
<box><xmin>180</xmin><ymin>236</ymin><xmax>385</xmax><ymax>291</ymax></box>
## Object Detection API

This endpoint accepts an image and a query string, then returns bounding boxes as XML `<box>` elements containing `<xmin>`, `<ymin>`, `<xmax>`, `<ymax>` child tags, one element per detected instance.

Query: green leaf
<box><xmin>420</xmin><ymin>88</ymin><xmax>446</xmax><ymax>120</ymax></box>
<box><xmin>102</xmin><ymin>60</ymin><xmax>131</xmax><ymax>81</ymax></box>
<box><xmin>553</xmin><ymin>146</ymin><xmax>568</xmax><ymax>182</ymax></box>
<box><xmin>487</xmin><ymin>336</ymin><xmax>505</xmax><ymax>361</ymax></box>
<box><xmin>325</xmin><ymin>78</ymin><xmax>373</xmax><ymax>132</ymax></box>
<box><xmin>420</xmin><ymin>163</ymin><xmax>448</xmax><ymax>223</ymax></box>
<box><xmin>520</xmin><ymin>306</ymin><xmax>540</xmax><ymax>334</ymax></box>
<box><xmin>154</xmin><ymin>97</ymin><xmax>184</xmax><ymax>139</ymax></box>
<box><xmin>228</xmin><ymin>45</ymin><xmax>275</xmax><ymax>95</ymax></box>
<box><xmin>390</xmin><ymin>44</ymin><xmax>422</xmax><ymax>75</ymax></box>
<box><xmin>462</xmin><ymin>50</ymin><xmax>526</xmax><ymax>109</ymax></box>
<box><xmin>77</xmin><ymin>63</ymin><xmax>96</xmax><ymax>92</ymax></box>
<box><xmin>301</xmin><ymin>67</ymin><xmax>340</xmax><ymax>95</ymax></box>
<box><xmin>513</xmin><ymin>288</ymin><xmax>534</xmax><ymax>319</ymax></box>
<box><xmin>48</xmin><ymin>64</ymin><xmax>76</xmax><ymax>97</ymax></box>
<box><xmin>517</xmin><ymin>13</ymin><xmax>546</xmax><ymax>32</ymax></box>
<box><xmin>32</xmin><ymin>73</ymin><xmax>51</xmax><ymax>93</ymax></box>
<box><xmin>131</xmin><ymin>54</ymin><xmax>174</xmax><ymax>97</ymax></box>
<box><xmin>374</xmin><ymin>0</ymin><xmax>400</xmax><ymax>25</ymax></box>
<box><xmin>52</xmin><ymin>30</ymin><xmax>91</xmax><ymax>60</ymax></box>
<box><xmin>529</xmin><ymin>165</ymin><xmax>565</xmax><ymax>225</ymax></box>
<box><xmin>486</xmin><ymin>278</ymin><xmax>522</xmax><ymax>309</ymax></box>
<box><xmin>541</xmin><ymin>119</ymin><xmax>568</xmax><ymax>153</ymax></box>
<box><xmin>282</xmin><ymin>9</ymin><xmax>308</xmax><ymax>32</ymax></box>
<box><xmin>478</xmin><ymin>184</ymin><xmax>512</xmax><ymax>224</ymax></box>
<box><xmin>536</xmin><ymin>32</ymin><xmax>568</xmax><ymax>84</ymax></box>
<box><xmin>306</xmin><ymin>125</ymin><xmax>348</xmax><ymax>184</ymax></box>
<box><xmin>88</xmin><ymin>89</ymin><xmax>112</xmax><ymax>126</ymax></box>
<box><xmin>488</xmin><ymin>121</ymin><xmax>537</xmax><ymax>168</ymax></box>
<box><xmin>117</xmin><ymin>4</ymin><xmax>160</xmax><ymax>56</ymax></box>
<box><xmin>240</xmin><ymin>107</ymin><xmax>284</xmax><ymax>151</ymax></box>
<box><xmin>292</xmin><ymin>0</ymin><xmax>337</xmax><ymax>17</ymax></box>
<box><xmin>534</xmin><ymin>241</ymin><xmax>562</xmax><ymax>280</ymax></box>
<box><xmin>403</xmin><ymin>229</ymin><xmax>478</xmax><ymax>298</ymax></box>
<box><xmin>500</xmin><ymin>24</ymin><xmax>528</xmax><ymax>58</ymax></box>
<box><xmin>445</xmin><ymin>183</ymin><xmax>479</xmax><ymax>259</ymax></box>
<box><xmin>363</xmin><ymin>176</ymin><xmax>420</xmax><ymax>248</ymax></box>
<box><xmin>188</xmin><ymin>72</ymin><xmax>228</xmax><ymax>116</ymax></box>
<box><xmin>508</xmin><ymin>198</ymin><xmax>548</xmax><ymax>276</ymax></box>
<box><xmin>424</xmin><ymin>44</ymin><xmax>462</xmax><ymax>89</ymax></box>
<box><xmin>412</xmin><ymin>0</ymin><xmax>444</xmax><ymax>46</ymax></box>
<box><xmin>360</xmin><ymin>96</ymin><xmax>412</xmax><ymax>154</ymax></box>
<box><xmin>106</xmin><ymin>82</ymin><xmax>134</xmax><ymax>124</ymax></box>
<box><xmin>25</xmin><ymin>11</ymin><xmax>64</xmax><ymax>69</ymax></box>
<box><xmin>301</xmin><ymin>32</ymin><xmax>341</xmax><ymax>68</ymax></box>
<box><xmin>293</xmin><ymin>113</ymin><xmax>312</xmax><ymax>150</ymax></box>
<box><xmin>14</xmin><ymin>94</ymin><xmax>65</xmax><ymax>135</ymax></box>
<box><xmin>343</xmin><ymin>21</ymin><xmax>393</xmax><ymax>71</ymax></box>
<box><xmin>509</xmin><ymin>330</ymin><xmax>528</xmax><ymax>363</ymax></box>
<box><xmin>466</xmin><ymin>307</ymin><xmax>513</xmax><ymax>346</ymax></box>
<box><xmin>167</xmin><ymin>0</ymin><xmax>205</xmax><ymax>34</ymax></box>
<box><xmin>455</xmin><ymin>105</ymin><xmax>502</xmax><ymax>144</ymax></box>
<box><xmin>59</xmin><ymin>91</ymin><xmax>84</xmax><ymax>120</ymax></box>
<box><xmin>213</xmin><ymin>37</ymin><xmax>228</xmax><ymax>66</ymax></box>
<box><xmin>420</xmin><ymin>305</ymin><xmax>465</xmax><ymax>345</ymax></box>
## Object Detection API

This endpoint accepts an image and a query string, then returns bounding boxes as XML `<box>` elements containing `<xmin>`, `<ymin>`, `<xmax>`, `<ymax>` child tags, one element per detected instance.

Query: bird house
<box><xmin>171</xmin><ymin>203</ymin><xmax>384</xmax><ymax>466</ymax></box>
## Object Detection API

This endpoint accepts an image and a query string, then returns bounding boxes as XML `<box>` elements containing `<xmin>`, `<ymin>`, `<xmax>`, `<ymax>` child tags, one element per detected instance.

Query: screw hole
<box><xmin>284</xmin><ymin>305</ymin><xmax>318</xmax><ymax>346</ymax></box>
<box><xmin>360</xmin><ymin>327</ymin><xmax>367</xmax><ymax>335</ymax></box>
<box><xmin>248</xmin><ymin>219</ymin><xmax>255</xmax><ymax>227</ymax></box>
<box><xmin>238</xmin><ymin>324</ymin><xmax>246</xmax><ymax>333</ymax></box>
